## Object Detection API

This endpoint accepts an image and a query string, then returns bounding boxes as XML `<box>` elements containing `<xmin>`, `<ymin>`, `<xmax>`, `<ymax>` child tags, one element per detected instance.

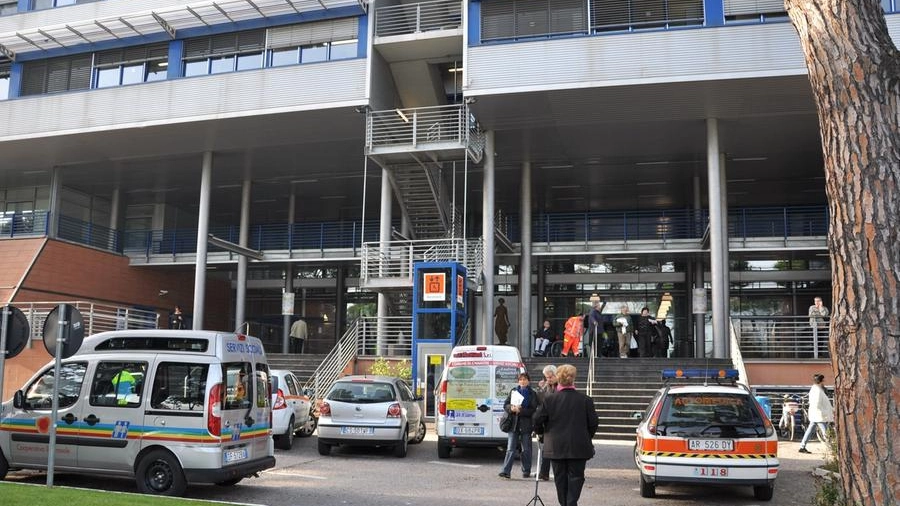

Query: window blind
<box><xmin>723</xmin><ymin>0</ymin><xmax>786</xmax><ymax>16</ymax></box>
<box><xmin>22</xmin><ymin>55</ymin><xmax>91</xmax><ymax>95</ymax></box>
<box><xmin>184</xmin><ymin>29</ymin><xmax>266</xmax><ymax>59</ymax></box>
<box><xmin>96</xmin><ymin>43</ymin><xmax>169</xmax><ymax>66</ymax></box>
<box><xmin>267</xmin><ymin>17</ymin><xmax>359</xmax><ymax>49</ymax></box>
<box><xmin>481</xmin><ymin>0</ymin><xmax>516</xmax><ymax>41</ymax></box>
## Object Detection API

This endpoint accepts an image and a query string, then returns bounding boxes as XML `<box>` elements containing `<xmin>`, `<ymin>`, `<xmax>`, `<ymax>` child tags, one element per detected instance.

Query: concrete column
<box><xmin>192</xmin><ymin>152</ymin><xmax>213</xmax><ymax>330</ymax></box>
<box><xmin>518</xmin><ymin>158</ymin><xmax>532</xmax><ymax>352</ymax></box>
<box><xmin>718</xmin><ymin>152</ymin><xmax>730</xmax><ymax>357</ymax></box>
<box><xmin>536</xmin><ymin>259</ymin><xmax>545</xmax><ymax>325</ymax></box>
<box><xmin>109</xmin><ymin>185</ymin><xmax>121</xmax><ymax>251</ymax></box>
<box><xmin>706</xmin><ymin>119</ymin><xmax>729</xmax><ymax>358</ymax></box>
<box><xmin>335</xmin><ymin>265</ymin><xmax>346</xmax><ymax>341</ymax></box>
<box><xmin>692</xmin><ymin>174</ymin><xmax>705</xmax><ymax>357</ymax></box>
<box><xmin>235</xmin><ymin>159</ymin><xmax>251</xmax><ymax>331</ymax></box>
<box><xmin>283</xmin><ymin>189</ymin><xmax>296</xmax><ymax>352</ymax></box>
<box><xmin>377</xmin><ymin>168</ymin><xmax>393</xmax><ymax>355</ymax></box>
<box><xmin>48</xmin><ymin>167</ymin><xmax>61</xmax><ymax>239</ymax></box>
<box><xmin>482</xmin><ymin>131</ymin><xmax>496</xmax><ymax>346</ymax></box>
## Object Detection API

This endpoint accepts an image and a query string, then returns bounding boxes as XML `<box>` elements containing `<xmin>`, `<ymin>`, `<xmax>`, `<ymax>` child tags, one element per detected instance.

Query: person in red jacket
<box><xmin>561</xmin><ymin>314</ymin><xmax>584</xmax><ymax>357</ymax></box>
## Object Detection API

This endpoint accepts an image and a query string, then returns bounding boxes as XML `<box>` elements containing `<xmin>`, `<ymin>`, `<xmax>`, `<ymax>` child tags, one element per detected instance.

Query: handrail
<box><xmin>374</xmin><ymin>0</ymin><xmax>462</xmax><ymax>37</ymax></box>
<box><xmin>729</xmin><ymin>318</ymin><xmax>749</xmax><ymax>387</ymax></box>
<box><xmin>732</xmin><ymin>315</ymin><xmax>830</xmax><ymax>360</ymax></box>
<box><xmin>301</xmin><ymin>318</ymin><xmax>360</xmax><ymax>401</ymax></box>
<box><xmin>365</xmin><ymin>104</ymin><xmax>484</xmax><ymax>163</ymax></box>
<box><xmin>357</xmin><ymin>316</ymin><xmax>412</xmax><ymax>356</ymax></box>
<box><xmin>587</xmin><ymin>327</ymin><xmax>596</xmax><ymax>397</ymax></box>
<box><xmin>361</xmin><ymin>237</ymin><xmax>483</xmax><ymax>283</ymax></box>
<box><xmin>15</xmin><ymin>301</ymin><xmax>159</xmax><ymax>341</ymax></box>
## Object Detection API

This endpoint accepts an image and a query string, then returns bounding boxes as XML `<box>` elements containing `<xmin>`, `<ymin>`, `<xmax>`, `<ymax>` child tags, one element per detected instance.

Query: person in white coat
<box><xmin>798</xmin><ymin>373</ymin><xmax>834</xmax><ymax>453</ymax></box>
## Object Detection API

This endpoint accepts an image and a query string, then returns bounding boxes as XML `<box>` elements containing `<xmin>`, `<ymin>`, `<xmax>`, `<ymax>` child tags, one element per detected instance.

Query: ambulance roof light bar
<box><xmin>662</xmin><ymin>368</ymin><xmax>740</xmax><ymax>382</ymax></box>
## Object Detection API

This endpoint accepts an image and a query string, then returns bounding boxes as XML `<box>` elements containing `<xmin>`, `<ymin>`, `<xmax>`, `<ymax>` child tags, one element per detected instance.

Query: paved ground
<box><xmin>5</xmin><ymin>432</ymin><xmax>832</xmax><ymax>506</ymax></box>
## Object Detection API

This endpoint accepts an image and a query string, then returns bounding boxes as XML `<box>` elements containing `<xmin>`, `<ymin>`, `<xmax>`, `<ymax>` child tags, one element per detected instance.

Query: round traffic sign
<box><xmin>43</xmin><ymin>304</ymin><xmax>85</xmax><ymax>359</ymax></box>
<box><xmin>2</xmin><ymin>305</ymin><xmax>30</xmax><ymax>359</ymax></box>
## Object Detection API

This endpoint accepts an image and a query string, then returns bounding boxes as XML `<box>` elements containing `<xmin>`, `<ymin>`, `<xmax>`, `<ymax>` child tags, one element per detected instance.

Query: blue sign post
<box><xmin>411</xmin><ymin>262</ymin><xmax>467</xmax><ymax>418</ymax></box>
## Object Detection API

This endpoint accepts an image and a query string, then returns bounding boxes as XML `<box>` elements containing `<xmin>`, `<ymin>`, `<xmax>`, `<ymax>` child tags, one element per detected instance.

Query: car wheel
<box><xmin>135</xmin><ymin>449</ymin><xmax>187</xmax><ymax>496</ymax></box>
<box><xmin>0</xmin><ymin>449</ymin><xmax>9</xmax><ymax>480</ymax></box>
<box><xmin>754</xmin><ymin>483</ymin><xmax>775</xmax><ymax>501</ymax></box>
<box><xmin>437</xmin><ymin>441</ymin><xmax>451</xmax><ymax>459</ymax></box>
<box><xmin>275</xmin><ymin>417</ymin><xmax>295</xmax><ymax>450</ymax></box>
<box><xmin>299</xmin><ymin>413</ymin><xmax>318</xmax><ymax>437</ymax></box>
<box><xmin>639</xmin><ymin>473</ymin><xmax>655</xmax><ymax>498</ymax></box>
<box><xmin>215</xmin><ymin>478</ymin><xmax>243</xmax><ymax>487</ymax></box>
<box><xmin>393</xmin><ymin>428</ymin><xmax>409</xmax><ymax>458</ymax></box>
<box><xmin>317</xmin><ymin>439</ymin><xmax>331</xmax><ymax>456</ymax></box>
<box><xmin>410</xmin><ymin>420</ymin><xmax>427</xmax><ymax>444</ymax></box>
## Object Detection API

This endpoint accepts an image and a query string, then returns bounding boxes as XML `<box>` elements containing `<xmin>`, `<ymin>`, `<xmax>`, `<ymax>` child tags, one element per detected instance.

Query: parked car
<box><xmin>317</xmin><ymin>375</ymin><xmax>425</xmax><ymax>458</ymax></box>
<box><xmin>634</xmin><ymin>369</ymin><xmax>779</xmax><ymax>501</ymax></box>
<box><xmin>270</xmin><ymin>369</ymin><xmax>316</xmax><ymax>450</ymax></box>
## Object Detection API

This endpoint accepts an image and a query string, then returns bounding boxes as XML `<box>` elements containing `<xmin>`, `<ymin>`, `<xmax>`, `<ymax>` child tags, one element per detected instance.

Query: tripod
<box><xmin>526</xmin><ymin>441</ymin><xmax>545</xmax><ymax>506</ymax></box>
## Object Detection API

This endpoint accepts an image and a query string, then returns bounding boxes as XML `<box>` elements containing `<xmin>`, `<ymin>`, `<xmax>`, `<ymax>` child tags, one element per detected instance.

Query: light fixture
<box><xmin>550</xmin><ymin>184</ymin><xmax>581</xmax><ymax>189</ymax></box>
<box><xmin>448</xmin><ymin>66</ymin><xmax>463</xmax><ymax>73</ymax></box>
<box><xmin>354</xmin><ymin>104</ymin><xmax>371</xmax><ymax>114</ymax></box>
<box><xmin>731</xmin><ymin>156</ymin><xmax>768</xmax><ymax>162</ymax></box>
<box><xmin>541</xmin><ymin>164</ymin><xmax>574</xmax><ymax>170</ymax></box>
<box><xmin>158</xmin><ymin>61</ymin><xmax>168</xmax><ymax>67</ymax></box>
<box><xmin>727</xmin><ymin>178</ymin><xmax>757</xmax><ymax>183</ymax></box>
<box><xmin>464</xmin><ymin>96</ymin><xmax>477</xmax><ymax>104</ymax></box>
<box><xmin>216</xmin><ymin>184</ymin><xmax>242</xmax><ymax>189</ymax></box>
<box><xmin>635</xmin><ymin>160</ymin><xmax>670</xmax><ymax>166</ymax></box>
<box><xmin>636</xmin><ymin>181</ymin><xmax>666</xmax><ymax>186</ymax></box>
<box><xmin>396</xmin><ymin>109</ymin><xmax>410</xmax><ymax>123</ymax></box>
<box><xmin>291</xmin><ymin>179</ymin><xmax>319</xmax><ymax>184</ymax></box>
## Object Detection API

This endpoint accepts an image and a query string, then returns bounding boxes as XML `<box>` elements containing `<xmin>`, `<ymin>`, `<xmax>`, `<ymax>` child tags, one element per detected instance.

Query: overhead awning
<box><xmin>0</xmin><ymin>0</ymin><xmax>367</xmax><ymax>60</ymax></box>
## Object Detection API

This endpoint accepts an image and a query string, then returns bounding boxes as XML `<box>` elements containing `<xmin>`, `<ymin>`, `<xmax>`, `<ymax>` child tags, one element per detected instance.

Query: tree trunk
<box><xmin>785</xmin><ymin>0</ymin><xmax>900</xmax><ymax>503</ymax></box>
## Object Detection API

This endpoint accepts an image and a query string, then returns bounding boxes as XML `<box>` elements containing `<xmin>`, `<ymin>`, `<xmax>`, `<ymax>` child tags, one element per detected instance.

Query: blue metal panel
<box><xmin>704</xmin><ymin>0</ymin><xmax>725</xmax><ymax>26</ymax></box>
<box><xmin>8</xmin><ymin>61</ymin><xmax>23</xmax><ymax>99</ymax></box>
<box><xmin>167</xmin><ymin>40</ymin><xmax>184</xmax><ymax>80</ymax></box>
<box><xmin>17</xmin><ymin>0</ymin><xmax>28</xmax><ymax>13</ymax></box>
<box><xmin>468</xmin><ymin>0</ymin><xmax>481</xmax><ymax>46</ymax></box>
<box><xmin>356</xmin><ymin>14</ymin><xmax>368</xmax><ymax>58</ymax></box>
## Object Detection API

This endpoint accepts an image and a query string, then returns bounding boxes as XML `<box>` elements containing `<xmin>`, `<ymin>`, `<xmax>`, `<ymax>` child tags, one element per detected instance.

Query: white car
<box><xmin>317</xmin><ymin>375</ymin><xmax>425</xmax><ymax>458</ymax></box>
<box><xmin>270</xmin><ymin>369</ymin><xmax>316</xmax><ymax>450</ymax></box>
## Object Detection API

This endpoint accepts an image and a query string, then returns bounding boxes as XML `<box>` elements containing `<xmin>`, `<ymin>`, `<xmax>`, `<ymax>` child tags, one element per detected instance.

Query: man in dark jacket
<box><xmin>533</xmin><ymin>364</ymin><xmax>599</xmax><ymax>506</ymax></box>
<box><xmin>536</xmin><ymin>364</ymin><xmax>558</xmax><ymax>481</ymax></box>
<box><xmin>635</xmin><ymin>306</ymin><xmax>657</xmax><ymax>358</ymax></box>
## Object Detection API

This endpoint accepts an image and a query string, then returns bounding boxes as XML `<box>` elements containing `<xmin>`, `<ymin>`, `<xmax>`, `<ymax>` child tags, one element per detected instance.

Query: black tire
<box><xmin>437</xmin><ymin>441</ymin><xmax>451</xmax><ymax>459</ymax></box>
<box><xmin>275</xmin><ymin>417</ymin><xmax>295</xmax><ymax>450</ymax></box>
<box><xmin>135</xmin><ymin>449</ymin><xmax>187</xmax><ymax>496</ymax></box>
<box><xmin>393</xmin><ymin>428</ymin><xmax>409</xmax><ymax>458</ymax></box>
<box><xmin>317</xmin><ymin>439</ymin><xmax>331</xmax><ymax>456</ymax></box>
<box><xmin>0</xmin><ymin>450</ymin><xmax>9</xmax><ymax>480</ymax></box>
<box><xmin>410</xmin><ymin>420</ymin><xmax>427</xmax><ymax>444</ymax></box>
<box><xmin>754</xmin><ymin>483</ymin><xmax>775</xmax><ymax>501</ymax></box>
<box><xmin>215</xmin><ymin>477</ymin><xmax>243</xmax><ymax>487</ymax></box>
<box><xmin>639</xmin><ymin>473</ymin><xmax>655</xmax><ymax>498</ymax></box>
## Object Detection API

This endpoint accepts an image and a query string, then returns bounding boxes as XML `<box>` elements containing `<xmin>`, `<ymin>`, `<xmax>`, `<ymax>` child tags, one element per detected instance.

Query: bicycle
<box><xmin>778</xmin><ymin>395</ymin><xmax>803</xmax><ymax>441</ymax></box>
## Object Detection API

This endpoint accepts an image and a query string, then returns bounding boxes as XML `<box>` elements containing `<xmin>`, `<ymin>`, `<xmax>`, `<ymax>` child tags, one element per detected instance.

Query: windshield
<box><xmin>658</xmin><ymin>392</ymin><xmax>765</xmax><ymax>438</ymax></box>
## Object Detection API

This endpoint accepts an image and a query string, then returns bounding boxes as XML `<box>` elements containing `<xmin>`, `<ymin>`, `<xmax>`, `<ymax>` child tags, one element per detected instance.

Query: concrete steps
<box><xmin>523</xmin><ymin>356</ymin><xmax>735</xmax><ymax>441</ymax></box>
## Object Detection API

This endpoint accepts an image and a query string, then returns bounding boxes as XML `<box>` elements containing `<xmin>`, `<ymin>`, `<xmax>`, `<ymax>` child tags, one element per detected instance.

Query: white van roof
<box><xmin>74</xmin><ymin>329</ymin><xmax>265</xmax><ymax>359</ymax></box>
<box><xmin>447</xmin><ymin>345</ymin><xmax>523</xmax><ymax>367</ymax></box>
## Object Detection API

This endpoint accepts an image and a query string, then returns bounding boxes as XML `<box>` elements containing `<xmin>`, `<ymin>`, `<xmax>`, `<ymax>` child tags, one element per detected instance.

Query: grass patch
<box><xmin>0</xmin><ymin>482</ymin><xmax>239</xmax><ymax>506</ymax></box>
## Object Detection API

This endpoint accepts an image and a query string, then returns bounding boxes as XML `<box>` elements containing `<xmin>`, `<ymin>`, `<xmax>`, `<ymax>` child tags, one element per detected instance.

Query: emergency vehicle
<box><xmin>0</xmin><ymin>329</ymin><xmax>275</xmax><ymax>496</ymax></box>
<box><xmin>634</xmin><ymin>368</ymin><xmax>778</xmax><ymax>501</ymax></box>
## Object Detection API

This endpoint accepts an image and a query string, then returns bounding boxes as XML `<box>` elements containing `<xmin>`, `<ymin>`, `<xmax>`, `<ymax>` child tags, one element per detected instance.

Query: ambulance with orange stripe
<box><xmin>0</xmin><ymin>329</ymin><xmax>275</xmax><ymax>496</ymax></box>
<box><xmin>634</xmin><ymin>369</ymin><xmax>778</xmax><ymax>501</ymax></box>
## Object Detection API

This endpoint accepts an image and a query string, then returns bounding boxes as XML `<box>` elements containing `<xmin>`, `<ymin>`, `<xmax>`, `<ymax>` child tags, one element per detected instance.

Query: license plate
<box><xmin>452</xmin><ymin>426</ymin><xmax>484</xmax><ymax>436</ymax></box>
<box><xmin>223</xmin><ymin>448</ymin><xmax>248</xmax><ymax>463</ymax></box>
<box><xmin>688</xmin><ymin>439</ymin><xmax>734</xmax><ymax>451</ymax></box>
<box><xmin>340</xmin><ymin>426</ymin><xmax>375</xmax><ymax>435</ymax></box>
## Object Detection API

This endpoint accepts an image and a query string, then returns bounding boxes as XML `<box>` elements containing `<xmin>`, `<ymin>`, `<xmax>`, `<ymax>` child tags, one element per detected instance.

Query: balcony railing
<box><xmin>374</xmin><ymin>0</ymin><xmax>462</xmax><ymax>37</ymax></box>
<box><xmin>361</xmin><ymin>237</ymin><xmax>483</xmax><ymax>284</ymax></box>
<box><xmin>732</xmin><ymin>315</ymin><xmax>831</xmax><ymax>360</ymax></box>
<box><xmin>365</xmin><ymin>104</ymin><xmax>485</xmax><ymax>163</ymax></box>
<box><xmin>15</xmin><ymin>301</ymin><xmax>159</xmax><ymax>342</ymax></box>
<box><xmin>1</xmin><ymin>210</ymin><xmax>49</xmax><ymax>238</ymax></box>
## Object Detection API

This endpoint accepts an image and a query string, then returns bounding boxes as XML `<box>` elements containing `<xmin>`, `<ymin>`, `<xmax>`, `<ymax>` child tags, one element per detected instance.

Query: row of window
<box><xmin>1</xmin><ymin>0</ymin><xmax>99</xmax><ymax>17</ymax></box>
<box><xmin>11</xmin><ymin>18</ymin><xmax>359</xmax><ymax>97</ymax></box>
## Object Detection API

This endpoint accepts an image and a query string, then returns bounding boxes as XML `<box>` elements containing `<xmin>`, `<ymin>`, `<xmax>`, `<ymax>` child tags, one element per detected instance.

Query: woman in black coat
<box><xmin>533</xmin><ymin>364</ymin><xmax>599</xmax><ymax>506</ymax></box>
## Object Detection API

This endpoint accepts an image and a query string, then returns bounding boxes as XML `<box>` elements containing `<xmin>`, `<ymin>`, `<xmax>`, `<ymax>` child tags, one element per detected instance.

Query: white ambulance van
<box><xmin>0</xmin><ymin>329</ymin><xmax>275</xmax><ymax>496</ymax></box>
<box><xmin>434</xmin><ymin>345</ymin><xmax>525</xmax><ymax>458</ymax></box>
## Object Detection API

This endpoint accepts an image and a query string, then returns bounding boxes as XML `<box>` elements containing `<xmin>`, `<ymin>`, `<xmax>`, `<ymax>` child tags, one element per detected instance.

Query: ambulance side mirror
<box><xmin>13</xmin><ymin>390</ymin><xmax>24</xmax><ymax>409</ymax></box>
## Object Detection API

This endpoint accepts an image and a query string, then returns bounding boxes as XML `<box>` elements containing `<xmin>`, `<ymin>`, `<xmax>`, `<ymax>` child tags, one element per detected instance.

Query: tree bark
<box><xmin>785</xmin><ymin>0</ymin><xmax>900</xmax><ymax>503</ymax></box>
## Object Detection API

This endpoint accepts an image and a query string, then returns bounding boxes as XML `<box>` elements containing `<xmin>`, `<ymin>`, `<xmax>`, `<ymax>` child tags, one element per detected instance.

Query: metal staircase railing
<box><xmin>15</xmin><ymin>301</ymin><xmax>159</xmax><ymax>342</ymax></box>
<box><xmin>365</xmin><ymin>104</ymin><xmax>484</xmax><ymax>164</ymax></box>
<box><xmin>361</xmin><ymin>237</ymin><xmax>483</xmax><ymax>285</ymax></box>
<box><xmin>374</xmin><ymin>0</ymin><xmax>462</xmax><ymax>37</ymax></box>
<box><xmin>301</xmin><ymin>318</ymin><xmax>360</xmax><ymax>400</ymax></box>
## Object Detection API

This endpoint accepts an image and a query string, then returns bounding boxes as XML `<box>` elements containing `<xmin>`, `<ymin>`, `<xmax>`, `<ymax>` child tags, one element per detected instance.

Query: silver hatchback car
<box><xmin>317</xmin><ymin>375</ymin><xmax>426</xmax><ymax>458</ymax></box>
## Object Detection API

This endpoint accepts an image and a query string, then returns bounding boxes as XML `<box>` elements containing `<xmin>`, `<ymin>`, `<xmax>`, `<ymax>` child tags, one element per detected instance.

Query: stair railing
<box><xmin>729</xmin><ymin>318</ymin><xmax>749</xmax><ymax>387</ymax></box>
<box><xmin>301</xmin><ymin>318</ymin><xmax>361</xmax><ymax>401</ymax></box>
<box><xmin>587</xmin><ymin>327</ymin><xmax>596</xmax><ymax>397</ymax></box>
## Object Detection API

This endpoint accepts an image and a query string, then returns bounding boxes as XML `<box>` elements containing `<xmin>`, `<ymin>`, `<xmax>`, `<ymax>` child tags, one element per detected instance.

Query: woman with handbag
<box><xmin>499</xmin><ymin>372</ymin><xmax>538</xmax><ymax>479</ymax></box>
